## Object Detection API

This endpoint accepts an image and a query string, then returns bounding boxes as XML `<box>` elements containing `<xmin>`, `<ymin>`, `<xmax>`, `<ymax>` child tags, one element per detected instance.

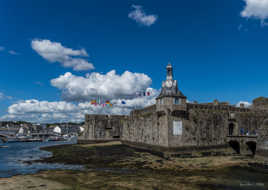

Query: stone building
<box><xmin>79</xmin><ymin>64</ymin><xmax>268</xmax><ymax>155</ymax></box>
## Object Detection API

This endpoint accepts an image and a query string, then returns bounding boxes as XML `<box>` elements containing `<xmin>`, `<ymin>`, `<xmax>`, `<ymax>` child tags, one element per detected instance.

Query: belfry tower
<box><xmin>156</xmin><ymin>63</ymin><xmax>187</xmax><ymax>108</ymax></box>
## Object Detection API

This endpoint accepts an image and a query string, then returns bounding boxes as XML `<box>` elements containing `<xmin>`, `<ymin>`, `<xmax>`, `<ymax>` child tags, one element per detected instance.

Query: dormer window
<box><xmin>174</xmin><ymin>98</ymin><xmax>181</xmax><ymax>105</ymax></box>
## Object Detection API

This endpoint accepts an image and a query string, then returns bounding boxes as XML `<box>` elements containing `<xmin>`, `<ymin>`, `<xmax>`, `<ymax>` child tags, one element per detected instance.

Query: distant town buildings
<box><xmin>0</xmin><ymin>121</ymin><xmax>82</xmax><ymax>135</ymax></box>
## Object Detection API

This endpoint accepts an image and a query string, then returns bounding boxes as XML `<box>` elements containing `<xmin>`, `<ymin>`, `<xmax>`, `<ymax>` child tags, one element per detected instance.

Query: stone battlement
<box><xmin>187</xmin><ymin>103</ymin><xmax>250</xmax><ymax>112</ymax></box>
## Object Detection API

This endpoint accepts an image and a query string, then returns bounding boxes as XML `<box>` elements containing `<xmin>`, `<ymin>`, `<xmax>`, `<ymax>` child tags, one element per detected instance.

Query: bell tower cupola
<box><xmin>156</xmin><ymin>63</ymin><xmax>187</xmax><ymax>107</ymax></box>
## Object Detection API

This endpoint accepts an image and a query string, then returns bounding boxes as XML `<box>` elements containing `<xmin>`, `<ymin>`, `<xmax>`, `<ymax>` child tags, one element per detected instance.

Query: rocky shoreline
<box><xmin>1</xmin><ymin>141</ymin><xmax>268</xmax><ymax>190</ymax></box>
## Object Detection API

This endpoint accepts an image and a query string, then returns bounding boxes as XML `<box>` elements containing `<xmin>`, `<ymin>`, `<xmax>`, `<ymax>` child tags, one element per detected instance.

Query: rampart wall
<box><xmin>79</xmin><ymin>103</ymin><xmax>268</xmax><ymax>154</ymax></box>
<box><xmin>78</xmin><ymin>114</ymin><xmax>128</xmax><ymax>143</ymax></box>
<box><xmin>122</xmin><ymin>105</ymin><xmax>169</xmax><ymax>147</ymax></box>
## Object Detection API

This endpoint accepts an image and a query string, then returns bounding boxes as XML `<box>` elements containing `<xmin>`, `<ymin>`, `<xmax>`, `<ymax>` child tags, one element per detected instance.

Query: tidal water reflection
<box><xmin>0</xmin><ymin>139</ymin><xmax>83</xmax><ymax>178</ymax></box>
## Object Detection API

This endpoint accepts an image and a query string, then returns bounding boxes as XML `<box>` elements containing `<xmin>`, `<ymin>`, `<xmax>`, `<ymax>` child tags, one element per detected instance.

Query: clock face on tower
<box><xmin>165</xmin><ymin>80</ymin><xmax>173</xmax><ymax>88</ymax></box>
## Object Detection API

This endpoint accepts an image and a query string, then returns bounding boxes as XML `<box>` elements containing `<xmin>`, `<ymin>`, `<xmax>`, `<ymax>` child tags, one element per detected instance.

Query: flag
<box><xmin>91</xmin><ymin>100</ymin><xmax>97</xmax><ymax>105</ymax></box>
<box><xmin>121</xmin><ymin>101</ymin><xmax>126</xmax><ymax>104</ymax></box>
<box><xmin>104</xmin><ymin>100</ymin><xmax>113</xmax><ymax>107</ymax></box>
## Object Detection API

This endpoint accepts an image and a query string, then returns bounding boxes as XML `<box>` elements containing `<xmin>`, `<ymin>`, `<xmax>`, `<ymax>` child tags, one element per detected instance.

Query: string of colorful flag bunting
<box><xmin>90</xmin><ymin>91</ymin><xmax>152</xmax><ymax>107</ymax></box>
<box><xmin>90</xmin><ymin>100</ymin><xmax>113</xmax><ymax>107</ymax></box>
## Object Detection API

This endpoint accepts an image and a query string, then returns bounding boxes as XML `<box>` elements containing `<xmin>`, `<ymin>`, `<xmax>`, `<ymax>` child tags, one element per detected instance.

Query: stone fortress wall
<box><xmin>78</xmin><ymin>64</ymin><xmax>268</xmax><ymax>155</ymax></box>
<box><xmin>79</xmin><ymin>114</ymin><xmax>127</xmax><ymax>143</ymax></box>
<box><xmin>122</xmin><ymin>105</ymin><xmax>169</xmax><ymax>147</ymax></box>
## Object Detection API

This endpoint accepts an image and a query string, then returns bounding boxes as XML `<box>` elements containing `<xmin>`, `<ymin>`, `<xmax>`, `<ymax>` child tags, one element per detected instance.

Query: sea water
<box><xmin>0</xmin><ymin>138</ymin><xmax>83</xmax><ymax>178</ymax></box>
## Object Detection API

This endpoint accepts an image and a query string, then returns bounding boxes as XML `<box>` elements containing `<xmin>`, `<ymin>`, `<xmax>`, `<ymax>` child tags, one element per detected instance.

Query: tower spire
<box><xmin>166</xmin><ymin>62</ymin><xmax>173</xmax><ymax>80</ymax></box>
<box><xmin>156</xmin><ymin>62</ymin><xmax>185</xmax><ymax>99</ymax></box>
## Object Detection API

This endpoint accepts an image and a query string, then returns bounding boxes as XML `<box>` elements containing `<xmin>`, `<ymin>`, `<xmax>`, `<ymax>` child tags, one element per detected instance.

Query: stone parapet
<box><xmin>187</xmin><ymin>103</ymin><xmax>250</xmax><ymax>112</ymax></box>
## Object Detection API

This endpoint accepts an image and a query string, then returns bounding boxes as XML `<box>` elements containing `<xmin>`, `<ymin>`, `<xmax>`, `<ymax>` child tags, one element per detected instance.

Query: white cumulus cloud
<box><xmin>241</xmin><ymin>0</ymin><xmax>268</xmax><ymax>24</ymax></box>
<box><xmin>1</xmin><ymin>99</ymin><xmax>81</xmax><ymax>123</ymax></box>
<box><xmin>128</xmin><ymin>5</ymin><xmax>158</xmax><ymax>26</ymax></box>
<box><xmin>31</xmin><ymin>39</ymin><xmax>94</xmax><ymax>71</ymax></box>
<box><xmin>51</xmin><ymin>70</ymin><xmax>152</xmax><ymax>101</ymax></box>
<box><xmin>7</xmin><ymin>100</ymin><xmax>77</xmax><ymax>114</ymax></box>
<box><xmin>236</xmin><ymin>101</ymin><xmax>252</xmax><ymax>108</ymax></box>
<box><xmin>1</xmin><ymin>94</ymin><xmax>158</xmax><ymax>123</ymax></box>
<box><xmin>111</xmin><ymin>88</ymin><xmax>158</xmax><ymax>108</ymax></box>
<box><xmin>0</xmin><ymin>68</ymin><xmax>159</xmax><ymax>123</ymax></box>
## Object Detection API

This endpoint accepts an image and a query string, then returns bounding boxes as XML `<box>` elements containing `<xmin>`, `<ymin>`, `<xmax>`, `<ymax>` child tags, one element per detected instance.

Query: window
<box><xmin>174</xmin><ymin>98</ymin><xmax>181</xmax><ymax>105</ymax></box>
<box><xmin>173</xmin><ymin>120</ymin><xmax>182</xmax><ymax>135</ymax></box>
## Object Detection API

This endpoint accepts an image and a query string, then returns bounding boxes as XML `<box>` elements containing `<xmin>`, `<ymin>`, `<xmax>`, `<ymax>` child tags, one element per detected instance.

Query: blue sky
<box><xmin>0</xmin><ymin>0</ymin><xmax>268</xmax><ymax>122</ymax></box>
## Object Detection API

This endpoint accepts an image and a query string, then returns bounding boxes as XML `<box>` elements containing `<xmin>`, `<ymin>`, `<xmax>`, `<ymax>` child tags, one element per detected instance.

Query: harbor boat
<box><xmin>47</xmin><ymin>134</ymin><xmax>67</xmax><ymax>141</ymax></box>
<box><xmin>2</xmin><ymin>136</ymin><xmax>43</xmax><ymax>143</ymax></box>
<box><xmin>47</xmin><ymin>126</ymin><xmax>68</xmax><ymax>141</ymax></box>
<box><xmin>16</xmin><ymin>137</ymin><xmax>43</xmax><ymax>142</ymax></box>
<box><xmin>0</xmin><ymin>127</ymin><xmax>43</xmax><ymax>143</ymax></box>
<box><xmin>0</xmin><ymin>135</ymin><xmax>20</xmax><ymax>143</ymax></box>
<box><xmin>47</xmin><ymin>136</ymin><xmax>65</xmax><ymax>141</ymax></box>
